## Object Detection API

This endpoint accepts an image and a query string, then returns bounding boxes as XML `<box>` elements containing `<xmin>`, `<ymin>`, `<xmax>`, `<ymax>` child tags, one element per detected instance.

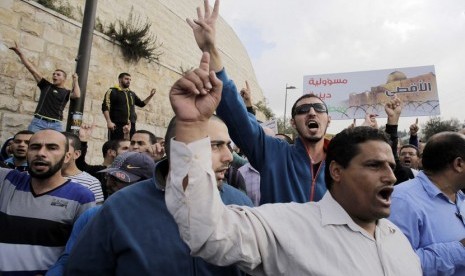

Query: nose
<box><xmin>307</xmin><ymin>107</ymin><xmax>317</xmax><ymax>116</ymax></box>
<box><xmin>383</xmin><ymin>166</ymin><xmax>397</xmax><ymax>185</ymax></box>
<box><xmin>36</xmin><ymin>146</ymin><xmax>47</xmax><ymax>157</ymax></box>
<box><xmin>221</xmin><ymin>147</ymin><xmax>233</xmax><ymax>164</ymax></box>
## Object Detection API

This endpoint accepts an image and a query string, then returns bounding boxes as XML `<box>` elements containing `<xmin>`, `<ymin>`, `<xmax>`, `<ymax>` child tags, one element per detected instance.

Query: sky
<box><xmin>220</xmin><ymin>0</ymin><xmax>465</xmax><ymax>135</ymax></box>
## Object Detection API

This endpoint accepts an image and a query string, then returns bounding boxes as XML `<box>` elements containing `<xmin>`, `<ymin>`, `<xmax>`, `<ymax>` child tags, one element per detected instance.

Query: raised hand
<box><xmin>9</xmin><ymin>41</ymin><xmax>22</xmax><ymax>56</ymax></box>
<box><xmin>384</xmin><ymin>95</ymin><xmax>403</xmax><ymax>125</ymax></box>
<box><xmin>361</xmin><ymin>113</ymin><xmax>379</xmax><ymax>129</ymax></box>
<box><xmin>240</xmin><ymin>80</ymin><xmax>252</xmax><ymax>106</ymax></box>
<box><xmin>79</xmin><ymin>123</ymin><xmax>95</xmax><ymax>142</ymax></box>
<box><xmin>409</xmin><ymin>118</ymin><xmax>419</xmax><ymax>136</ymax></box>
<box><xmin>170</xmin><ymin>52</ymin><xmax>222</xmax><ymax>123</ymax></box>
<box><xmin>150</xmin><ymin>88</ymin><xmax>157</xmax><ymax>96</ymax></box>
<box><xmin>187</xmin><ymin>0</ymin><xmax>220</xmax><ymax>53</ymax></box>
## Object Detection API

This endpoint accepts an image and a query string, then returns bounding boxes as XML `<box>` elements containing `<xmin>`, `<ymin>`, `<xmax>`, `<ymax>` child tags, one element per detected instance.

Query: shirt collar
<box><xmin>417</xmin><ymin>171</ymin><xmax>457</xmax><ymax>203</ymax></box>
<box><xmin>320</xmin><ymin>192</ymin><xmax>396</xmax><ymax>240</ymax></box>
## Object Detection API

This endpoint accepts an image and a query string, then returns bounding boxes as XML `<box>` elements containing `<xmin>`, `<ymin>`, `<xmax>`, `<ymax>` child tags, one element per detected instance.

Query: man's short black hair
<box><xmin>13</xmin><ymin>130</ymin><xmax>34</xmax><ymax>139</ymax></box>
<box><xmin>399</xmin><ymin>144</ymin><xmax>420</xmax><ymax>157</ymax></box>
<box><xmin>118</xmin><ymin>72</ymin><xmax>131</xmax><ymax>79</ymax></box>
<box><xmin>324</xmin><ymin>126</ymin><xmax>390</xmax><ymax>190</ymax></box>
<box><xmin>290</xmin><ymin>94</ymin><xmax>328</xmax><ymax>118</ymax></box>
<box><xmin>134</xmin><ymin>130</ymin><xmax>157</xmax><ymax>144</ymax></box>
<box><xmin>62</xmin><ymin>132</ymin><xmax>81</xmax><ymax>151</ymax></box>
<box><xmin>422</xmin><ymin>131</ymin><xmax>465</xmax><ymax>173</ymax></box>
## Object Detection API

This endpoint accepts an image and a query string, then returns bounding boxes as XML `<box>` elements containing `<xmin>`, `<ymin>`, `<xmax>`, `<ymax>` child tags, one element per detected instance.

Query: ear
<box><xmin>74</xmin><ymin>149</ymin><xmax>81</xmax><ymax>159</ymax></box>
<box><xmin>108</xmin><ymin>149</ymin><xmax>117</xmax><ymax>158</ymax></box>
<box><xmin>290</xmin><ymin>118</ymin><xmax>297</xmax><ymax>129</ymax></box>
<box><xmin>452</xmin><ymin>157</ymin><xmax>464</xmax><ymax>173</ymax></box>
<box><xmin>329</xmin><ymin>160</ymin><xmax>343</xmax><ymax>184</ymax></box>
<box><xmin>63</xmin><ymin>151</ymin><xmax>72</xmax><ymax>164</ymax></box>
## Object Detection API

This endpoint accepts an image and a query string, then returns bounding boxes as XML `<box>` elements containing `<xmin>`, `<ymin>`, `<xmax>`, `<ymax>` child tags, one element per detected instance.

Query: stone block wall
<box><xmin>0</xmin><ymin>0</ymin><xmax>264</xmax><ymax>163</ymax></box>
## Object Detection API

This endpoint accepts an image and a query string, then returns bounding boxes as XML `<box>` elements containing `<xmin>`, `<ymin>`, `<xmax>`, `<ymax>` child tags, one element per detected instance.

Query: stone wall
<box><xmin>0</xmin><ymin>0</ymin><xmax>263</xmax><ymax>163</ymax></box>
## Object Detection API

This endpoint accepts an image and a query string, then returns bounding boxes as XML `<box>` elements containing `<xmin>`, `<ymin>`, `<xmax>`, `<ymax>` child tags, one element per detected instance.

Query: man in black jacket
<box><xmin>102</xmin><ymin>72</ymin><xmax>156</xmax><ymax>140</ymax></box>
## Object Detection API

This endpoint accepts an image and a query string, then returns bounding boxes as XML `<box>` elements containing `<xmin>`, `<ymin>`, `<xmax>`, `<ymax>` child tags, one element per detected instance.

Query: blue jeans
<box><xmin>28</xmin><ymin>117</ymin><xmax>63</xmax><ymax>132</ymax></box>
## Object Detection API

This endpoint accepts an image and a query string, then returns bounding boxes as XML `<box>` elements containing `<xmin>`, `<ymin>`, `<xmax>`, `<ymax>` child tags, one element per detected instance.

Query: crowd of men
<box><xmin>1</xmin><ymin>0</ymin><xmax>464</xmax><ymax>275</ymax></box>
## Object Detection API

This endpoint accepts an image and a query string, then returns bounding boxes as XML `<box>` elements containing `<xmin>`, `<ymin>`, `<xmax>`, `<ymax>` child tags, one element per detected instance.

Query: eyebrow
<box><xmin>29</xmin><ymin>142</ymin><xmax>61</xmax><ymax>147</ymax></box>
<box><xmin>210</xmin><ymin>140</ymin><xmax>230</xmax><ymax>145</ymax></box>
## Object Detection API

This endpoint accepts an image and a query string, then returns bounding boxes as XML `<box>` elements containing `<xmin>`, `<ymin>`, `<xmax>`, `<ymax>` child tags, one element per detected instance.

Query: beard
<box><xmin>28</xmin><ymin>155</ymin><xmax>66</xmax><ymax>179</ymax></box>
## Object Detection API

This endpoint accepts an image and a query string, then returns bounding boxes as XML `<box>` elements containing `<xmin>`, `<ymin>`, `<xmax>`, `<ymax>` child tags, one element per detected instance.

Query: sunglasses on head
<box><xmin>293</xmin><ymin>103</ymin><xmax>328</xmax><ymax>116</ymax></box>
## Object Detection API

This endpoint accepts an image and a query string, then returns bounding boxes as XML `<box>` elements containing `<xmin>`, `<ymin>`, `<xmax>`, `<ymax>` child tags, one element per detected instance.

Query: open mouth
<box><xmin>377</xmin><ymin>186</ymin><xmax>394</xmax><ymax>203</ymax></box>
<box><xmin>307</xmin><ymin>121</ymin><xmax>319</xmax><ymax>129</ymax></box>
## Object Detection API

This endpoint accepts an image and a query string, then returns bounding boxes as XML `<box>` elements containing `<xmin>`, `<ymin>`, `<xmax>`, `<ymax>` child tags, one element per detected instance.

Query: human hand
<box><xmin>150</xmin><ymin>88</ymin><xmax>156</xmax><ymax>96</ymax></box>
<box><xmin>122</xmin><ymin>122</ymin><xmax>131</xmax><ymax>135</ymax></box>
<box><xmin>169</xmin><ymin>52</ymin><xmax>222</xmax><ymax>123</ymax></box>
<box><xmin>384</xmin><ymin>95</ymin><xmax>402</xmax><ymax>125</ymax></box>
<box><xmin>409</xmin><ymin>118</ymin><xmax>419</xmax><ymax>136</ymax></box>
<box><xmin>79</xmin><ymin>123</ymin><xmax>94</xmax><ymax>142</ymax></box>
<box><xmin>9</xmin><ymin>41</ymin><xmax>22</xmax><ymax>56</ymax></box>
<box><xmin>72</xmin><ymin>73</ymin><xmax>78</xmax><ymax>81</ymax></box>
<box><xmin>107</xmin><ymin>121</ymin><xmax>116</xmax><ymax>131</ymax></box>
<box><xmin>187</xmin><ymin>0</ymin><xmax>219</xmax><ymax>53</ymax></box>
<box><xmin>361</xmin><ymin>113</ymin><xmax>379</xmax><ymax>129</ymax></box>
<box><xmin>146</xmin><ymin>142</ymin><xmax>165</xmax><ymax>161</ymax></box>
<box><xmin>240</xmin><ymin>80</ymin><xmax>252</xmax><ymax>106</ymax></box>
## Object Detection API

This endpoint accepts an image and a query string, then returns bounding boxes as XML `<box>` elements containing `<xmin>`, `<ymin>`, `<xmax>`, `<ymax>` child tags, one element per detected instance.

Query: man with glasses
<box><xmin>188</xmin><ymin>0</ymin><xmax>330</xmax><ymax>204</ymax></box>
<box><xmin>389</xmin><ymin>131</ymin><xmax>465</xmax><ymax>275</ymax></box>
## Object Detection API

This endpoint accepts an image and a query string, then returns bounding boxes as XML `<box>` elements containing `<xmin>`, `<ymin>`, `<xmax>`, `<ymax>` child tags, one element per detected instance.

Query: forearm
<box><xmin>17</xmin><ymin>53</ymin><xmax>42</xmax><ymax>83</ymax></box>
<box><xmin>216</xmin><ymin>69</ymin><xmax>274</xmax><ymax>171</ymax></box>
<box><xmin>71</xmin><ymin>81</ymin><xmax>81</xmax><ymax>99</ymax></box>
<box><xmin>75</xmin><ymin>142</ymin><xmax>89</xmax><ymax>171</ymax></box>
<box><xmin>409</xmin><ymin>134</ymin><xmax>419</xmax><ymax>147</ymax></box>
<box><xmin>103</xmin><ymin>111</ymin><xmax>112</xmax><ymax>124</ymax></box>
<box><xmin>208</xmin><ymin>47</ymin><xmax>223</xmax><ymax>73</ymax></box>
<box><xmin>416</xmin><ymin>241</ymin><xmax>465</xmax><ymax>274</ymax></box>
<box><xmin>143</xmin><ymin>94</ymin><xmax>153</xmax><ymax>105</ymax></box>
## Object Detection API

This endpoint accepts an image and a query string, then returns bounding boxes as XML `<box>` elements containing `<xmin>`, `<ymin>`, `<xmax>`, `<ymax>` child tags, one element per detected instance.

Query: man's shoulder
<box><xmin>393</xmin><ymin>177</ymin><xmax>424</xmax><ymax>199</ymax></box>
<box><xmin>54</xmin><ymin>180</ymin><xmax>96</xmax><ymax>203</ymax></box>
<box><xmin>221</xmin><ymin>183</ymin><xmax>253</xmax><ymax>207</ymax></box>
<box><xmin>72</xmin><ymin>171</ymin><xmax>100</xmax><ymax>184</ymax></box>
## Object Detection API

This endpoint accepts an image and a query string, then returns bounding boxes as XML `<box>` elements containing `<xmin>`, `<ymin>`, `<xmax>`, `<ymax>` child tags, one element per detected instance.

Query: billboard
<box><xmin>303</xmin><ymin>65</ymin><xmax>439</xmax><ymax>119</ymax></box>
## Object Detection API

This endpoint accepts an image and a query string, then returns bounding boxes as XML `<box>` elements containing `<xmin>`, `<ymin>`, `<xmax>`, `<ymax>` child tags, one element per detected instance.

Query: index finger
<box><xmin>415</xmin><ymin>118</ymin><xmax>418</xmax><ymax>125</ymax></box>
<box><xmin>245</xmin><ymin>80</ymin><xmax>250</xmax><ymax>90</ymax></box>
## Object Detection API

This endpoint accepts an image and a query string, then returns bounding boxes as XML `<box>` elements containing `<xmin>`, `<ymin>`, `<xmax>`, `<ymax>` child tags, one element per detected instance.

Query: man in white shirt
<box><xmin>165</xmin><ymin>48</ymin><xmax>421</xmax><ymax>275</ymax></box>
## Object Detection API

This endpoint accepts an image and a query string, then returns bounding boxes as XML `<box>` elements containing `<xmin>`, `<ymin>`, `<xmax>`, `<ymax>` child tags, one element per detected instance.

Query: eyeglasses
<box><xmin>293</xmin><ymin>103</ymin><xmax>327</xmax><ymax>116</ymax></box>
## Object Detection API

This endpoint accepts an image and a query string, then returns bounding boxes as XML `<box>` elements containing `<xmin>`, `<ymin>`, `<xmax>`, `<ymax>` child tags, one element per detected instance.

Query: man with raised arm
<box><xmin>188</xmin><ymin>0</ymin><xmax>330</xmax><ymax>204</ymax></box>
<box><xmin>166</xmin><ymin>50</ymin><xmax>421</xmax><ymax>275</ymax></box>
<box><xmin>10</xmin><ymin>42</ymin><xmax>80</xmax><ymax>132</ymax></box>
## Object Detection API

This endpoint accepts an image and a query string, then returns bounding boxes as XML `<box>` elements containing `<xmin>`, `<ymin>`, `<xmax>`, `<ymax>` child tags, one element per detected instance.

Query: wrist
<box><xmin>175</xmin><ymin>120</ymin><xmax>209</xmax><ymax>144</ymax></box>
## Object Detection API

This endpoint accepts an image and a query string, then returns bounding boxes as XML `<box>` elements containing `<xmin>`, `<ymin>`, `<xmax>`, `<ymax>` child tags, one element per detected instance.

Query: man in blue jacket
<box><xmin>64</xmin><ymin>115</ymin><xmax>252</xmax><ymax>275</ymax></box>
<box><xmin>187</xmin><ymin>0</ymin><xmax>330</xmax><ymax>204</ymax></box>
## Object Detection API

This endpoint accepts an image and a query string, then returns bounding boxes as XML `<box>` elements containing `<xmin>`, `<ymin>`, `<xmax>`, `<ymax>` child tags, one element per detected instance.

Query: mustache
<box><xmin>30</xmin><ymin>158</ymin><xmax>51</xmax><ymax>165</ymax></box>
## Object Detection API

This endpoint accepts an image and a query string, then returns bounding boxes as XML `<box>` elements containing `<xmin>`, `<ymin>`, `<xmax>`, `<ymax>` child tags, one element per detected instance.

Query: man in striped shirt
<box><xmin>61</xmin><ymin>132</ymin><xmax>104</xmax><ymax>204</ymax></box>
<box><xmin>0</xmin><ymin>129</ymin><xmax>95</xmax><ymax>275</ymax></box>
